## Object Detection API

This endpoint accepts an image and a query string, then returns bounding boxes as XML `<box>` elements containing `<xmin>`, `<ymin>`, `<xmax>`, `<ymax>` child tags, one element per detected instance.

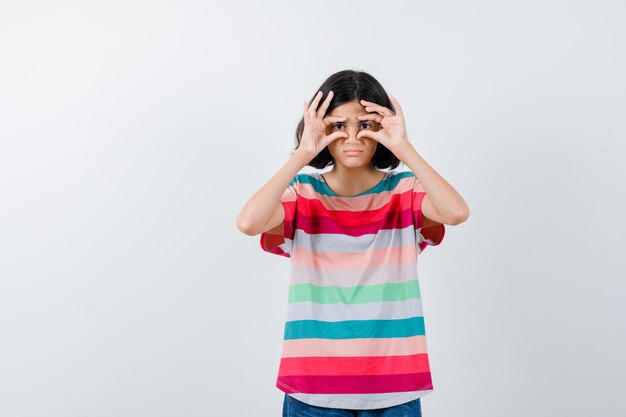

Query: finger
<box><xmin>322</xmin><ymin>131</ymin><xmax>349</xmax><ymax>147</ymax></box>
<box><xmin>357</xmin><ymin>113</ymin><xmax>383</xmax><ymax>124</ymax></box>
<box><xmin>303</xmin><ymin>100</ymin><xmax>311</xmax><ymax>124</ymax></box>
<box><xmin>322</xmin><ymin>115</ymin><xmax>347</xmax><ymax>126</ymax></box>
<box><xmin>388</xmin><ymin>94</ymin><xmax>404</xmax><ymax>118</ymax></box>
<box><xmin>359</xmin><ymin>99</ymin><xmax>378</xmax><ymax>105</ymax></box>
<box><xmin>317</xmin><ymin>90</ymin><xmax>334</xmax><ymax>119</ymax></box>
<box><xmin>364</xmin><ymin>104</ymin><xmax>395</xmax><ymax>118</ymax></box>
<box><xmin>309</xmin><ymin>91</ymin><xmax>324</xmax><ymax>116</ymax></box>
<box><xmin>357</xmin><ymin>129</ymin><xmax>379</xmax><ymax>142</ymax></box>
<box><xmin>328</xmin><ymin>131</ymin><xmax>349</xmax><ymax>142</ymax></box>
<box><xmin>360</xmin><ymin>99</ymin><xmax>395</xmax><ymax>117</ymax></box>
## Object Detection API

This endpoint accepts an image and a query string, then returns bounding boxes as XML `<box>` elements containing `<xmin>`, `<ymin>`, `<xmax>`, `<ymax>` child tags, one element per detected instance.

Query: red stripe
<box><xmin>296</xmin><ymin>207</ymin><xmax>414</xmax><ymax>236</ymax></box>
<box><xmin>278</xmin><ymin>353</ymin><xmax>431</xmax><ymax>376</ymax></box>
<box><xmin>277</xmin><ymin>372</ymin><xmax>433</xmax><ymax>394</ymax></box>
<box><xmin>298</xmin><ymin>190</ymin><xmax>413</xmax><ymax>226</ymax></box>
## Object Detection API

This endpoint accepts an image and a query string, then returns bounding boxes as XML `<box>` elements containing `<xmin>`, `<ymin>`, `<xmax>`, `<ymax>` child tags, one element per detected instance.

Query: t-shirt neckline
<box><xmin>318</xmin><ymin>170</ymin><xmax>390</xmax><ymax>197</ymax></box>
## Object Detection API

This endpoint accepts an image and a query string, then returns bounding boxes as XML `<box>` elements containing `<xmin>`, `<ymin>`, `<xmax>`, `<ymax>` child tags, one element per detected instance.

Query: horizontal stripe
<box><xmin>296</xmin><ymin>170</ymin><xmax>414</xmax><ymax>199</ymax></box>
<box><xmin>284</xmin><ymin>316</ymin><xmax>425</xmax><ymax>339</ymax></box>
<box><xmin>286</xmin><ymin>299</ymin><xmax>424</xmax><ymax>322</ymax></box>
<box><xmin>281</xmin><ymin>335</ymin><xmax>428</xmax><ymax>358</ymax></box>
<box><xmin>286</xmin><ymin>391</ymin><xmax>430</xmax><ymax>410</ymax></box>
<box><xmin>277</xmin><ymin>372</ymin><xmax>433</xmax><ymax>394</ymax></box>
<box><xmin>291</xmin><ymin>206</ymin><xmax>414</xmax><ymax>236</ymax></box>
<box><xmin>289</xmin><ymin>262</ymin><xmax>419</xmax><ymax>287</ymax></box>
<box><xmin>294</xmin><ymin>181</ymin><xmax>416</xmax><ymax>217</ymax></box>
<box><xmin>288</xmin><ymin>280</ymin><xmax>421</xmax><ymax>304</ymax></box>
<box><xmin>292</xmin><ymin>243</ymin><xmax>417</xmax><ymax>269</ymax></box>
<box><xmin>292</xmin><ymin>224</ymin><xmax>416</xmax><ymax>254</ymax></box>
<box><xmin>278</xmin><ymin>353</ymin><xmax>430</xmax><ymax>377</ymax></box>
<box><xmin>295</xmin><ymin>187</ymin><xmax>413</xmax><ymax>225</ymax></box>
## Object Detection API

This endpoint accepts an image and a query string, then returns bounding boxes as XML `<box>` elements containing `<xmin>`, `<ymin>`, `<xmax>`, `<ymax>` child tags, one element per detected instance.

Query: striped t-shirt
<box><xmin>260</xmin><ymin>169</ymin><xmax>445</xmax><ymax>410</ymax></box>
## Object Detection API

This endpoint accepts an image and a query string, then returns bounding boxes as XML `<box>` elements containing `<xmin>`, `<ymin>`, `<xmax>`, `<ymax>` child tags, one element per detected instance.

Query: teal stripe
<box><xmin>284</xmin><ymin>316</ymin><xmax>425</xmax><ymax>339</ymax></box>
<box><xmin>295</xmin><ymin>171</ymin><xmax>414</xmax><ymax>197</ymax></box>
<box><xmin>288</xmin><ymin>280</ymin><xmax>421</xmax><ymax>304</ymax></box>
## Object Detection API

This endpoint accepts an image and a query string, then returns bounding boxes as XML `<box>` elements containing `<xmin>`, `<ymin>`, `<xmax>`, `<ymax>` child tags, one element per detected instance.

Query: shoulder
<box><xmin>292</xmin><ymin>172</ymin><xmax>319</xmax><ymax>185</ymax></box>
<box><xmin>391</xmin><ymin>170</ymin><xmax>415</xmax><ymax>179</ymax></box>
<box><xmin>389</xmin><ymin>169</ymin><xmax>416</xmax><ymax>187</ymax></box>
<box><xmin>287</xmin><ymin>172</ymin><xmax>325</xmax><ymax>195</ymax></box>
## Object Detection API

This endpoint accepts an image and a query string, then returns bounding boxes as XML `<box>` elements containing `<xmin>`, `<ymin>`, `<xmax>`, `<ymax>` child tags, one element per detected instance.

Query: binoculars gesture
<box><xmin>296</xmin><ymin>90</ymin><xmax>348</xmax><ymax>160</ymax></box>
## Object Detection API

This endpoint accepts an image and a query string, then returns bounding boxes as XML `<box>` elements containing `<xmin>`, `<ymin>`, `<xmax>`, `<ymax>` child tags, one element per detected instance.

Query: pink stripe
<box><xmin>291</xmin><ymin>242</ymin><xmax>417</xmax><ymax>269</ymax></box>
<box><xmin>278</xmin><ymin>353</ymin><xmax>430</xmax><ymax>377</ymax></box>
<box><xmin>277</xmin><ymin>372</ymin><xmax>433</xmax><ymax>394</ymax></box>
<box><xmin>281</xmin><ymin>335</ymin><xmax>428</xmax><ymax>358</ymax></box>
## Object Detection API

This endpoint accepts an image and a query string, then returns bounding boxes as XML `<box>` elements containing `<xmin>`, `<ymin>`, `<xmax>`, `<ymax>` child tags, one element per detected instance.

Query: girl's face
<box><xmin>325</xmin><ymin>99</ymin><xmax>381</xmax><ymax>169</ymax></box>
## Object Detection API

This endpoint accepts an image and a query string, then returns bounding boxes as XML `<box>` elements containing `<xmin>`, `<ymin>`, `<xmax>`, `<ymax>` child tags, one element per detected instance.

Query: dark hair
<box><xmin>293</xmin><ymin>69</ymin><xmax>401</xmax><ymax>170</ymax></box>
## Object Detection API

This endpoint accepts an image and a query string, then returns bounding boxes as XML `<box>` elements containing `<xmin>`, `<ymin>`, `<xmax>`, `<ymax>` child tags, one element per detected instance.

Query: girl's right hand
<box><xmin>296</xmin><ymin>90</ymin><xmax>348</xmax><ymax>160</ymax></box>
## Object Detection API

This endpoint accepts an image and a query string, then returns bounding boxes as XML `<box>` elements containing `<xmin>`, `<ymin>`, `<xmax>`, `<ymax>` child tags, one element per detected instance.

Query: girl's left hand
<box><xmin>357</xmin><ymin>95</ymin><xmax>412</xmax><ymax>155</ymax></box>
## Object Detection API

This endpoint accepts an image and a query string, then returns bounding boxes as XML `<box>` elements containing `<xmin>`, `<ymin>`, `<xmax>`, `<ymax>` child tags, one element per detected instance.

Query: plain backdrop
<box><xmin>1</xmin><ymin>1</ymin><xmax>624</xmax><ymax>416</ymax></box>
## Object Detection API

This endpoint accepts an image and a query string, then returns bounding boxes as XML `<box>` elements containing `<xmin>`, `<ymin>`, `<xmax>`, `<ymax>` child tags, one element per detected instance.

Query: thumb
<box><xmin>327</xmin><ymin>131</ymin><xmax>349</xmax><ymax>143</ymax></box>
<box><xmin>357</xmin><ymin>130</ymin><xmax>378</xmax><ymax>141</ymax></box>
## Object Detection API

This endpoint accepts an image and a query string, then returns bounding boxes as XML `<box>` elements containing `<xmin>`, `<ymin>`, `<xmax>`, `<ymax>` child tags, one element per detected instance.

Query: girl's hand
<box><xmin>296</xmin><ymin>90</ymin><xmax>349</xmax><ymax>160</ymax></box>
<box><xmin>356</xmin><ymin>95</ymin><xmax>411</xmax><ymax>155</ymax></box>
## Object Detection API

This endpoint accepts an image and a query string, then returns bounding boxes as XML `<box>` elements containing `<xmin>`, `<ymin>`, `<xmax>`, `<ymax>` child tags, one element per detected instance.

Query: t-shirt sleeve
<box><xmin>411</xmin><ymin>175</ymin><xmax>445</xmax><ymax>254</ymax></box>
<box><xmin>259</xmin><ymin>176</ymin><xmax>298</xmax><ymax>258</ymax></box>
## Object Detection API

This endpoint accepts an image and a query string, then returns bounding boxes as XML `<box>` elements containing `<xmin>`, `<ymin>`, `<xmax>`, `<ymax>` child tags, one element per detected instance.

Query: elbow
<box><xmin>236</xmin><ymin>215</ymin><xmax>257</xmax><ymax>236</ymax></box>
<box><xmin>449</xmin><ymin>206</ymin><xmax>470</xmax><ymax>225</ymax></box>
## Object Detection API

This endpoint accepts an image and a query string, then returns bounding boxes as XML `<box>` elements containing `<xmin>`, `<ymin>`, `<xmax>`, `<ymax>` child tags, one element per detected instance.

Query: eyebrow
<box><xmin>333</xmin><ymin>116</ymin><xmax>373</xmax><ymax>122</ymax></box>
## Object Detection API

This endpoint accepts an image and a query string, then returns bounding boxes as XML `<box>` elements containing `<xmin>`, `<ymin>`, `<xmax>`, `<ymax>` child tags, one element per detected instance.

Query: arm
<box><xmin>236</xmin><ymin>149</ymin><xmax>311</xmax><ymax>236</ymax></box>
<box><xmin>237</xmin><ymin>90</ymin><xmax>350</xmax><ymax>236</ymax></box>
<box><xmin>356</xmin><ymin>96</ymin><xmax>469</xmax><ymax>226</ymax></box>
<box><xmin>396</xmin><ymin>142</ymin><xmax>470</xmax><ymax>226</ymax></box>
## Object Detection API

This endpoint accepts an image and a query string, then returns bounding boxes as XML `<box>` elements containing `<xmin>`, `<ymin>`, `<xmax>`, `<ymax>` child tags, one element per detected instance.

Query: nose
<box><xmin>344</xmin><ymin>126</ymin><xmax>362</xmax><ymax>143</ymax></box>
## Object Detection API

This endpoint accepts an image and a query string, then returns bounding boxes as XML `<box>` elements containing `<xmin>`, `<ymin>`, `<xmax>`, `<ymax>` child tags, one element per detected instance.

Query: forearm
<box><xmin>395</xmin><ymin>142</ymin><xmax>469</xmax><ymax>222</ymax></box>
<box><xmin>236</xmin><ymin>149</ymin><xmax>311</xmax><ymax>235</ymax></box>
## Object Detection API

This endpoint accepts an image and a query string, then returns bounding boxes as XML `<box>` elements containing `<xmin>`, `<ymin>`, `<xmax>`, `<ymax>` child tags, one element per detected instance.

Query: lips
<box><xmin>343</xmin><ymin>149</ymin><xmax>363</xmax><ymax>157</ymax></box>
<box><xmin>343</xmin><ymin>149</ymin><xmax>363</xmax><ymax>153</ymax></box>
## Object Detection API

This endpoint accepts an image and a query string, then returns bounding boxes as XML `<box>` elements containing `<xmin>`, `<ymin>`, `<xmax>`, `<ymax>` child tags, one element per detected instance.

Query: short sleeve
<box><xmin>411</xmin><ymin>176</ymin><xmax>445</xmax><ymax>254</ymax></box>
<box><xmin>259</xmin><ymin>176</ymin><xmax>298</xmax><ymax>258</ymax></box>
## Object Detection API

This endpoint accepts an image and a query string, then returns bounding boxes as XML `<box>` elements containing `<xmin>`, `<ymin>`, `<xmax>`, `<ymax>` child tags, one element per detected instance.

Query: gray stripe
<box><xmin>280</xmin><ymin>239</ymin><xmax>293</xmax><ymax>255</ymax></box>
<box><xmin>288</xmin><ymin>390</ymin><xmax>431</xmax><ymax>410</ymax></box>
<box><xmin>293</xmin><ymin>225</ymin><xmax>417</xmax><ymax>253</ymax></box>
<box><xmin>285</xmin><ymin>299</ymin><xmax>424</xmax><ymax>322</ymax></box>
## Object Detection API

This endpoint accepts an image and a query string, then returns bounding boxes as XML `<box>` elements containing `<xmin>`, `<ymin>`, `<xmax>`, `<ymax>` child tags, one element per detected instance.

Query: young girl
<box><xmin>237</xmin><ymin>70</ymin><xmax>469</xmax><ymax>416</ymax></box>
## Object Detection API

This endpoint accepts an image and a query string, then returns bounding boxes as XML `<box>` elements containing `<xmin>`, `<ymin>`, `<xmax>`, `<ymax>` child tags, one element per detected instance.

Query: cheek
<box><xmin>327</xmin><ymin>143</ymin><xmax>342</xmax><ymax>158</ymax></box>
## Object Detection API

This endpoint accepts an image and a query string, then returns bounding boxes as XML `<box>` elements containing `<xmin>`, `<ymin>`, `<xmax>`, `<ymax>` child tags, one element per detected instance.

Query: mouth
<box><xmin>343</xmin><ymin>149</ymin><xmax>363</xmax><ymax>155</ymax></box>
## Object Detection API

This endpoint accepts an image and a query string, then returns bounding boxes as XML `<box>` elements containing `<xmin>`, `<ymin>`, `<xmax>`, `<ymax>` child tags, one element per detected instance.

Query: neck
<box><xmin>328</xmin><ymin>164</ymin><xmax>378</xmax><ymax>179</ymax></box>
<box><xmin>324</xmin><ymin>163</ymin><xmax>383</xmax><ymax>195</ymax></box>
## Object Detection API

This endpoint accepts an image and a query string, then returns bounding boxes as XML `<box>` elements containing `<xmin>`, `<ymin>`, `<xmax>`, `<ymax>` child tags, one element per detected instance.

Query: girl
<box><xmin>237</xmin><ymin>70</ymin><xmax>469</xmax><ymax>416</ymax></box>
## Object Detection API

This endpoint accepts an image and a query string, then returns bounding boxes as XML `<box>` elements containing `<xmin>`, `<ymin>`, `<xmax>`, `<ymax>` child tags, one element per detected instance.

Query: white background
<box><xmin>1</xmin><ymin>1</ymin><xmax>624</xmax><ymax>416</ymax></box>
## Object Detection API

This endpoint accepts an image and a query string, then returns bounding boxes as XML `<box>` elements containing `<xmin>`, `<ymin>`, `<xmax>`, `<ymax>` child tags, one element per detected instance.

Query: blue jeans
<box><xmin>282</xmin><ymin>394</ymin><xmax>422</xmax><ymax>417</ymax></box>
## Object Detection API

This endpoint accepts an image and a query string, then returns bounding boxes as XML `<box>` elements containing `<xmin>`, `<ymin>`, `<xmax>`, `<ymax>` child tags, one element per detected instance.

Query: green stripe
<box><xmin>284</xmin><ymin>316</ymin><xmax>425</xmax><ymax>339</ymax></box>
<box><xmin>295</xmin><ymin>171</ymin><xmax>414</xmax><ymax>197</ymax></box>
<box><xmin>288</xmin><ymin>280</ymin><xmax>421</xmax><ymax>304</ymax></box>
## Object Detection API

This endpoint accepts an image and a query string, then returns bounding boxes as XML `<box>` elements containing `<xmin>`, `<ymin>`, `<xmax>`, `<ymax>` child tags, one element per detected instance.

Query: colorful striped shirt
<box><xmin>260</xmin><ymin>169</ymin><xmax>445</xmax><ymax>410</ymax></box>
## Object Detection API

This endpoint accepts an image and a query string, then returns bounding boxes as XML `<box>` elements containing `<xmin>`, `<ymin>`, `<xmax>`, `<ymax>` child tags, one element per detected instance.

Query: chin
<box><xmin>337</xmin><ymin>159</ymin><xmax>371</xmax><ymax>168</ymax></box>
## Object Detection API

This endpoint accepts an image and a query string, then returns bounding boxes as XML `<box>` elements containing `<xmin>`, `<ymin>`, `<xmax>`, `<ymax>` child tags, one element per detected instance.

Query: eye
<box><xmin>332</xmin><ymin>123</ymin><xmax>372</xmax><ymax>130</ymax></box>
